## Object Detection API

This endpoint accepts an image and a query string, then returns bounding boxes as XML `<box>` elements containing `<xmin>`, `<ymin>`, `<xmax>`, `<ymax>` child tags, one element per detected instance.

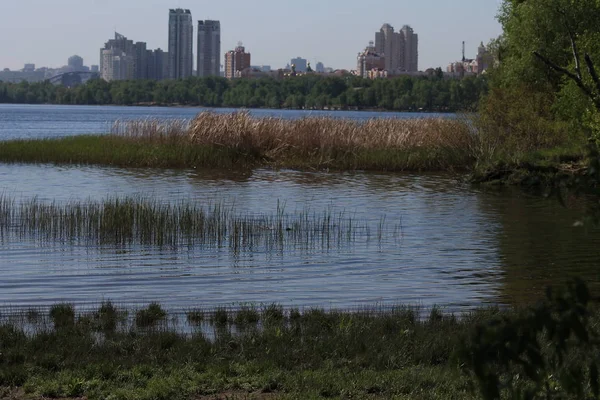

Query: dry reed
<box><xmin>111</xmin><ymin>111</ymin><xmax>475</xmax><ymax>170</ymax></box>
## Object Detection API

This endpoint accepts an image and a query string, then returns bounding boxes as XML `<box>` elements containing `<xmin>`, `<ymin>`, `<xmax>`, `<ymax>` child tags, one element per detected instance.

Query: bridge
<box><xmin>48</xmin><ymin>71</ymin><xmax>100</xmax><ymax>87</ymax></box>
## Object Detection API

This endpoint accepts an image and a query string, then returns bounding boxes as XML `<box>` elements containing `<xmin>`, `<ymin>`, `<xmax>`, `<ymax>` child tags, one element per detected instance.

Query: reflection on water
<box><xmin>476</xmin><ymin>188</ymin><xmax>600</xmax><ymax>305</ymax></box>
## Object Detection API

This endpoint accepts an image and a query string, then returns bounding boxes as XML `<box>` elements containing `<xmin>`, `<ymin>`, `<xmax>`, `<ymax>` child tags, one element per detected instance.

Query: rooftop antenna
<box><xmin>462</xmin><ymin>41</ymin><xmax>466</xmax><ymax>62</ymax></box>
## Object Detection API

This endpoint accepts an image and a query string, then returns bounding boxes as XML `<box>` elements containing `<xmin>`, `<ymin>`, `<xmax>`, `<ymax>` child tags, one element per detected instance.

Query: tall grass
<box><xmin>0</xmin><ymin>195</ymin><xmax>395</xmax><ymax>249</ymax></box>
<box><xmin>0</xmin><ymin>111</ymin><xmax>475</xmax><ymax>171</ymax></box>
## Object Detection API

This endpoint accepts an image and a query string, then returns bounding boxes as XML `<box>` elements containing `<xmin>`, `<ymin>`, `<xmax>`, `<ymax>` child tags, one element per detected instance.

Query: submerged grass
<box><xmin>0</xmin><ymin>195</ymin><xmax>396</xmax><ymax>249</ymax></box>
<box><xmin>0</xmin><ymin>302</ymin><xmax>491</xmax><ymax>399</ymax></box>
<box><xmin>0</xmin><ymin>111</ymin><xmax>475</xmax><ymax>172</ymax></box>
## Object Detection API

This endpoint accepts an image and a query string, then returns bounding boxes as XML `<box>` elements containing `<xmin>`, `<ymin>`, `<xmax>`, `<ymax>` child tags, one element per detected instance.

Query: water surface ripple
<box><xmin>1</xmin><ymin>164</ymin><xmax>598</xmax><ymax>311</ymax></box>
<box><xmin>0</xmin><ymin>105</ymin><xmax>598</xmax><ymax>312</ymax></box>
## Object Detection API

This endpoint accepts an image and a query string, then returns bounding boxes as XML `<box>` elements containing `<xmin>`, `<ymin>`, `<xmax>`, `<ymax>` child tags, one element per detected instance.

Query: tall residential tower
<box><xmin>168</xmin><ymin>9</ymin><xmax>194</xmax><ymax>79</ymax></box>
<box><xmin>374</xmin><ymin>23</ymin><xmax>418</xmax><ymax>73</ymax></box>
<box><xmin>197</xmin><ymin>20</ymin><xmax>221</xmax><ymax>77</ymax></box>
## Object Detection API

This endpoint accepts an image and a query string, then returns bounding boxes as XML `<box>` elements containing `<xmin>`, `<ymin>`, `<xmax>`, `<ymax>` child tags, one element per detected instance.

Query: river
<box><xmin>0</xmin><ymin>104</ymin><xmax>598</xmax><ymax>312</ymax></box>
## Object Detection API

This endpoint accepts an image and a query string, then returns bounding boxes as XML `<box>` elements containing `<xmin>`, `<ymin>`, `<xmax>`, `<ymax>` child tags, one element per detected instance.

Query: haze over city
<box><xmin>1</xmin><ymin>0</ymin><xmax>503</xmax><ymax>71</ymax></box>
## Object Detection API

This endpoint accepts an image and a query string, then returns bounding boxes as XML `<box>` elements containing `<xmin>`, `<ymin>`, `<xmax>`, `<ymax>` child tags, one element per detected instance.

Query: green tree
<box><xmin>495</xmin><ymin>0</ymin><xmax>600</xmax><ymax>142</ymax></box>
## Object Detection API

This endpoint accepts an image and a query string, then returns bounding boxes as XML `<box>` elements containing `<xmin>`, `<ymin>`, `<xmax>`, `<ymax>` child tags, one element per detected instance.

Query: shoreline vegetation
<box><xmin>0</xmin><ymin>111</ymin><xmax>477</xmax><ymax>172</ymax></box>
<box><xmin>0</xmin><ymin>194</ymin><xmax>398</xmax><ymax>249</ymax></box>
<box><xmin>0</xmin><ymin>280</ymin><xmax>598</xmax><ymax>400</ymax></box>
<box><xmin>0</xmin><ymin>110</ymin><xmax>591</xmax><ymax>188</ymax></box>
<box><xmin>0</xmin><ymin>74</ymin><xmax>486</xmax><ymax>112</ymax></box>
<box><xmin>0</xmin><ymin>302</ymin><xmax>483</xmax><ymax>399</ymax></box>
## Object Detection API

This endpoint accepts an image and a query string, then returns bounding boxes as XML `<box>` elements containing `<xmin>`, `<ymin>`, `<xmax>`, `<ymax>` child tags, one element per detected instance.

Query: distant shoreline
<box><xmin>0</xmin><ymin>101</ymin><xmax>458</xmax><ymax>114</ymax></box>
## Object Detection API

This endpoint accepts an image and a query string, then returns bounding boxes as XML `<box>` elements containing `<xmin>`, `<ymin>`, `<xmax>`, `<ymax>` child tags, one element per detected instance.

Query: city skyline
<box><xmin>0</xmin><ymin>0</ymin><xmax>502</xmax><ymax>72</ymax></box>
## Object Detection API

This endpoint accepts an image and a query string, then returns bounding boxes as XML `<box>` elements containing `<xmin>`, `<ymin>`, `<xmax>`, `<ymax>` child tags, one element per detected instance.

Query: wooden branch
<box><xmin>556</xmin><ymin>7</ymin><xmax>583</xmax><ymax>80</ymax></box>
<box><xmin>585</xmin><ymin>53</ymin><xmax>600</xmax><ymax>95</ymax></box>
<box><xmin>533</xmin><ymin>51</ymin><xmax>589</xmax><ymax>92</ymax></box>
<box><xmin>568</xmin><ymin>29</ymin><xmax>583</xmax><ymax>80</ymax></box>
<box><xmin>533</xmin><ymin>51</ymin><xmax>600</xmax><ymax>111</ymax></box>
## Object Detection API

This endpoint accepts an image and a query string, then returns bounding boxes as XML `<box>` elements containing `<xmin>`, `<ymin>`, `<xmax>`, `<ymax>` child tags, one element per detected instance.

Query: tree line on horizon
<box><xmin>0</xmin><ymin>74</ymin><xmax>487</xmax><ymax>112</ymax></box>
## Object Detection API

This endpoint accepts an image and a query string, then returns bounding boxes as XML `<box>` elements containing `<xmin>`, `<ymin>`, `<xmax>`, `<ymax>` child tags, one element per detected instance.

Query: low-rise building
<box><xmin>357</xmin><ymin>42</ymin><xmax>386</xmax><ymax>78</ymax></box>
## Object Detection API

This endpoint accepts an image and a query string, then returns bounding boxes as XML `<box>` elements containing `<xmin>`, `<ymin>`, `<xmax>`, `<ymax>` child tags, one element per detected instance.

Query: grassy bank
<box><xmin>1</xmin><ymin>282</ymin><xmax>599</xmax><ymax>400</ymax></box>
<box><xmin>0</xmin><ymin>302</ymin><xmax>486</xmax><ymax>400</ymax></box>
<box><xmin>0</xmin><ymin>111</ymin><xmax>475</xmax><ymax>172</ymax></box>
<box><xmin>471</xmin><ymin>144</ymin><xmax>591</xmax><ymax>188</ymax></box>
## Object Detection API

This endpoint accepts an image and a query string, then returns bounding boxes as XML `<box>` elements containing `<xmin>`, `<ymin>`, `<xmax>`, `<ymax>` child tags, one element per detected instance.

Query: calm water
<box><xmin>0</xmin><ymin>105</ymin><xmax>598</xmax><ymax>312</ymax></box>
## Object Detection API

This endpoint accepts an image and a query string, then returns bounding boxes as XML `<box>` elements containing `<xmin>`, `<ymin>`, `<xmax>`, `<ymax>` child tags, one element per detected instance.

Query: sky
<box><xmin>0</xmin><ymin>0</ymin><xmax>503</xmax><ymax>72</ymax></box>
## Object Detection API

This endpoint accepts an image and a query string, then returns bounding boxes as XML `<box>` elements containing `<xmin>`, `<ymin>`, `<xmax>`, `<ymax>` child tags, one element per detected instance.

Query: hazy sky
<box><xmin>1</xmin><ymin>0</ymin><xmax>503</xmax><ymax>71</ymax></box>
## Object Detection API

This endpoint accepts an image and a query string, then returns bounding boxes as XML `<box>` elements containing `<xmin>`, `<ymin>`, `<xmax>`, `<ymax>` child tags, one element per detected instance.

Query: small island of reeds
<box><xmin>0</xmin><ymin>111</ymin><xmax>475</xmax><ymax>172</ymax></box>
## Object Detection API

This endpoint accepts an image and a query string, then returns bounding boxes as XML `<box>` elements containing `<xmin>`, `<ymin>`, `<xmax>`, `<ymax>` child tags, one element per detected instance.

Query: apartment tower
<box><xmin>197</xmin><ymin>20</ymin><xmax>221</xmax><ymax>77</ymax></box>
<box><xmin>374</xmin><ymin>23</ymin><xmax>418</xmax><ymax>73</ymax></box>
<box><xmin>99</xmin><ymin>32</ymin><xmax>135</xmax><ymax>81</ymax></box>
<box><xmin>168</xmin><ymin>9</ymin><xmax>194</xmax><ymax>79</ymax></box>
<box><xmin>401</xmin><ymin>25</ymin><xmax>418</xmax><ymax>72</ymax></box>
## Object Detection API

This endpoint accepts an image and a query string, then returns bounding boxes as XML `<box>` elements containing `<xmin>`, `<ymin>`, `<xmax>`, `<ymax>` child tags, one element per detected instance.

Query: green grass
<box><xmin>0</xmin><ymin>134</ymin><xmax>475</xmax><ymax>172</ymax></box>
<box><xmin>471</xmin><ymin>142</ymin><xmax>590</xmax><ymax>187</ymax></box>
<box><xmin>0</xmin><ymin>303</ymin><xmax>487</xmax><ymax>399</ymax></box>
<box><xmin>0</xmin><ymin>135</ymin><xmax>258</xmax><ymax>169</ymax></box>
<box><xmin>0</xmin><ymin>112</ymin><xmax>477</xmax><ymax>172</ymax></box>
<box><xmin>0</xmin><ymin>195</ymin><xmax>394</xmax><ymax>249</ymax></box>
<box><xmin>2</xmin><ymin>296</ymin><xmax>599</xmax><ymax>399</ymax></box>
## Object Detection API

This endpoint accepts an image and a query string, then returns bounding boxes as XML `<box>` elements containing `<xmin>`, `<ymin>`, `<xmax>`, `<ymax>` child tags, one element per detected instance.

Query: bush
<box><xmin>475</xmin><ymin>86</ymin><xmax>573</xmax><ymax>164</ymax></box>
<box><xmin>49</xmin><ymin>303</ymin><xmax>75</xmax><ymax>330</ymax></box>
<box><xmin>135</xmin><ymin>303</ymin><xmax>166</xmax><ymax>328</ymax></box>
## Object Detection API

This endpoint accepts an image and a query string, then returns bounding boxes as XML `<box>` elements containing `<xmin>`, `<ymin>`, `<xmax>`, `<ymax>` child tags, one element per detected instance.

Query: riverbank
<box><xmin>470</xmin><ymin>144</ymin><xmax>596</xmax><ymax>192</ymax></box>
<box><xmin>0</xmin><ymin>302</ymin><xmax>478</xmax><ymax>399</ymax></box>
<box><xmin>1</xmin><ymin>285</ymin><xmax>598</xmax><ymax>400</ymax></box>
<box><xmin>0</xmin><ymin>112</ymin><xmax>474</xmax><ymax>172</ymax></box>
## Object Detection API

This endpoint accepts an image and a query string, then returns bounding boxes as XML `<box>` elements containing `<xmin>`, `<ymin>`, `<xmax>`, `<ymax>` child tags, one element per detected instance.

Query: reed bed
<box><xmin>0</xmin><ymin>112</ymin><xmax>474</xmax><ymax>171</ymax></box>
<box><xmin>0</xmin><ymin>195</ymin><xmax>395</xmax><ymax>249</ymax></box>
<box><xmin>111</xmin><ymin>111</ymin><xmax>475</xmax><ymax>170</ymax></box>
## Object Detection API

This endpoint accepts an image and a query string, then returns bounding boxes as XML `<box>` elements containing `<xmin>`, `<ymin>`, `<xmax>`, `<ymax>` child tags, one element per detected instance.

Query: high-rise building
<box><xmin>100</xmin><ymin>33</ymin><xmax>160</xmax><ymax>81</ymax></box>
<box><xmin>68</xmin><ymin>55</ymin><xmax>84</xmax><ymax>71</ymax></box>
<box><xmin>315</xmin><ymin>62</ymin><xmax>325</xmax><ymax>73</ymax></box>
<box><xmin>147</xmin><ymin>49</ymin><xmax>169</xmax><ymax>81</ymax></box>
<box><xmin>224</xmin><ymin>44</ymin><xmax>251</xmax><ymax>79</ymax></box>
<box><xmin>401</xmin><ymin>25</ymin><xmax>418</xmax><ymax>72</ymax></box>
<box><xmin>375</xmin><ymin>24</ymin><xmax>401</xmax><ymax>71</ymax></box>
<box><xmin>134</xmin><ymin>42</ymin><xmax>148</xmax><ymax>80</ymax></box>
<box><xmin>374</xmin><ymin>23</ymin><xmax>418</xmax><ymax>73</ymax></box>
<box><xmin>290</xmin><ymin>57</ymin><xmax>308</xmax><ymax>73</ymax></box>
<box><xmin>100</xmin><ymin>33</ymin><xmax>136</xmax><ymax>81</ymax></box>
<box><xmin>101</xmin><ymin>48</ymin><xmax>134</xmax><ymax>81</ymax></box>
<box><xmin>197</xmin><ymin>20</ymin><xmax>221</xmax><ymax>77</ymax></box>
<box><xmin>168</xmin><ymin>9</ymin><xmax>194</xmax><ymax>79</ymax></box>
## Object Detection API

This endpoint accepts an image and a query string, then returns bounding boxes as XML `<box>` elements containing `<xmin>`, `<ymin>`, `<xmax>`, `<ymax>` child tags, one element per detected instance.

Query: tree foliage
<box><xmin>487</xmin><ymin>0</ymin><xmax>600</xmax><ymax>147</ymax></box>
<box><xmin>463</xmin><ymin>279</ymin><xmax>600</xmax><ymax>400</ymax></box>
<box><xmin>0</xmin><ymin>75</ymin><xmax>487</xmax><ymax>112</ymax></box>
